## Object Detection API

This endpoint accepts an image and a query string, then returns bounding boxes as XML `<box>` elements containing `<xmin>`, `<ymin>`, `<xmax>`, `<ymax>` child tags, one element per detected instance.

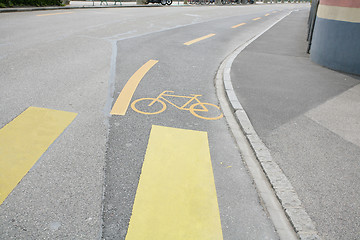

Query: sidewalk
<box><xmin>227</xmin><ymin>9</ymin><xmax>360</xmax><ymax>239</ymax></box>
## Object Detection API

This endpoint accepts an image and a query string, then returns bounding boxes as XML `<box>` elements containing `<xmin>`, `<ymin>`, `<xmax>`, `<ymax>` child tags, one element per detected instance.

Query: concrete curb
<box><xmin>0</xmin><ymin>4</ymin><xmax>164</xmax><ymax>13</ymax></box>
<box><xmin>216</xmin><ymin>10</ymin><xmax>320</xmax><ymax>240</ymax></box>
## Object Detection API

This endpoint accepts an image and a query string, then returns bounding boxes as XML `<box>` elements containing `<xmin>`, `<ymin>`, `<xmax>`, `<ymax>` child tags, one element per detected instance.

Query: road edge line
<box><xmin>215</xmin><ymin>10</ymin><xmax>320</xmax><ymax>240</ymax></box>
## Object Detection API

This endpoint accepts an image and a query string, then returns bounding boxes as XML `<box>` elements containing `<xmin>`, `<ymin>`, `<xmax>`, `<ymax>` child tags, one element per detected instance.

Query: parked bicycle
<box><xmin>221</xmin><ymin>0</ymin><xmax>253</xmax><ymax>4</ymax></box>
<box><xmin>144</xmin><ymin>0</ymin><xmax>172</xmax><ymax>5</ymax></box>
<box><xmin>189</xmin><ymin>0</ymin><xmax>207</xmax><ymax>4</ymax></box>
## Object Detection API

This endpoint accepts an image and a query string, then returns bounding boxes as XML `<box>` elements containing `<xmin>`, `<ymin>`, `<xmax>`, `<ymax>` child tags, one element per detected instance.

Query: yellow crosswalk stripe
<box><xmin>0</xmin><ymin>107</ymin><xmax>77</xmax><ymax>205</ymax></box>
<box><xmin>126</xmin><ymin>125</ymin><xmax>223</xmax><ymax>240</ymax></box>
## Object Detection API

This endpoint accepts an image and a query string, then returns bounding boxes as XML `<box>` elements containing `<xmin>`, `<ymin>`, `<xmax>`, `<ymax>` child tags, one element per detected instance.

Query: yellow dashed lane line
<box><xmin>232</xmin><ymin>23</ymin><xmax>247</xmax><ymax>29</ymax></box>
<box><xmin>184</xmin><ymin>33</ymin><xmax>216</xmax><ymax>46</ymax></box>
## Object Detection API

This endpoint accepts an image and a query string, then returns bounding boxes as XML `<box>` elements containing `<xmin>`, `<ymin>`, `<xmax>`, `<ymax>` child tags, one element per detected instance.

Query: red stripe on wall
<box><xmin>320</xmin><ymin>0</ymin><xmax>360</xmax><ymax>8</ymax></box>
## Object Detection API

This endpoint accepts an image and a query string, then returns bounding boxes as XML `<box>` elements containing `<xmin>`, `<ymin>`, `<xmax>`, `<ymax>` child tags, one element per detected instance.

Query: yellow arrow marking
<box><xmin>37</xmin><ymin>12</ymin><xmax>73</xmax><ymax>17</ymax></box>
<box><xmin>253</xmin><ymin>17</ymin><xmax>261</xmax><ymax>21</ymax></box>
<box><xmin>0</xmin><ymin>107</ymin><xmax>77</xmax><ymax>205</ymax></box>
<box><xmin>184</xmin><ymin>34</ymin><xmax>216</xmax><ymax>46</ymax></box>
<box><xmin>111</xmin><ymin>60</ymin><xmax>158</xmax><ymax>116</ymax></box>
<box><xmin>232</xmin><ymin>23</ymin><xmax>247</xmax><ymax>29</ymax></box>
<box><xmin>265</xmin><ymin>13</ymin><xmax>270</xmax><ymax>16</ymax></box>
<box><xmin>125</xmin><ymin>125</ymin><xmax>223</xmax><ymax>240</ymax></box>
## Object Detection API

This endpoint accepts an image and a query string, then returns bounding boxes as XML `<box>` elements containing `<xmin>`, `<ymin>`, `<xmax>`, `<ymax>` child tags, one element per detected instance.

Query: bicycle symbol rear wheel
<box><xmin>189</xmin><ymin>102</ymin><xmax>223</xmax><ymax>120</ymax></box>
<box><xmin>131</xmin><ymin>98</ymin><xmax>166</xmax><ymax>115</ymax></box>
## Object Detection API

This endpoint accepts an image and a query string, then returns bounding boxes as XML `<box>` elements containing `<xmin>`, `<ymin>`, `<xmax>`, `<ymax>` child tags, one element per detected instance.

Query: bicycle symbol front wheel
<box><xmin>131</xmin><ymin>98</ymin><xmax>166</xmax><ymax>115</ymax></box>
<box><xmin>189</xmin><ymin>102</ymin><xmax>223</xmax><ymax>120</ymax></box>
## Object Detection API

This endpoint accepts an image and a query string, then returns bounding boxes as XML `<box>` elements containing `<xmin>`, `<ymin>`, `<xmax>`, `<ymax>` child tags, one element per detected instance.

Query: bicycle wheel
<box><xmin>189</xmin><ymin>102</ymin><xmax>223</xmax><ymax>120</ymax></box>
<box><xmin>131</xmin><ymin>98</ymin><xmax>166</xmax><ymax>115</ymax></box>
<box><xmin>166</xmin><ymin>0</ymin><xmax>172</xmax><ymax>5</ymax></box>
<box><xmin>160</xmin><ymin>0</ymin><xmax>166</xmax><ymax>5</ymax></box>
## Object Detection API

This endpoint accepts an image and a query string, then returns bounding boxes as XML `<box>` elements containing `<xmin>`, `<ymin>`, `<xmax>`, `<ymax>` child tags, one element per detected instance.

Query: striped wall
<box><xmin>310</xmin><ymin>0</ymin><xmax>360</xmax><ymax>75</ymax></box>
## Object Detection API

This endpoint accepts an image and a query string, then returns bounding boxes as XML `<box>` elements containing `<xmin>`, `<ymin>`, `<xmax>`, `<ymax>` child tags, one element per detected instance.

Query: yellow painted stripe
<box><xmin>126</xmin><ymin>125</ymin><xmax>223</xmax><ymax>240</ymax></box>
<box><xmin>110</xmin><ymin>60</ymin><xmax>158</xmax><ymax>115</ymax></box>
<box><xmin>317</xmin><ymin>4</ymin><xmax>360</xmax><ymax>23</ymax></box>
<box><xmin>265</xmin><ymin>13</ymin><xmax>270</xmax><ymax>16</ymax></box>
<box><xmin>37</xmin><ymin>12</ymin><xmax>73</xmax><ymax>17</ymax></box>
<box><xmin>0</xmin><ymin>107</ymin><xmax>77</xmax><ymax>205</ymax></box>
<box><xmin>253</xmin><ymin>17</ymin><xmax>261</xmax><ymax>21</ymax></box>
<box><xmin>232</xmin><ymin>23</ymin><xmax>246</xmax><ymax>29</ymax></box>
<box><xmin>184</xmin><ymin>33</ymin><xmax>216</xmax><ymax>46</ymax></box>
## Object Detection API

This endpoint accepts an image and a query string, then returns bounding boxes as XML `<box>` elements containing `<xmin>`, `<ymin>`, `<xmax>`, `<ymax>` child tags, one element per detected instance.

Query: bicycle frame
<box><xmin>150</xmin><ymin>91</ymin><xmax>209</xmax><ymax>112</ymax></box>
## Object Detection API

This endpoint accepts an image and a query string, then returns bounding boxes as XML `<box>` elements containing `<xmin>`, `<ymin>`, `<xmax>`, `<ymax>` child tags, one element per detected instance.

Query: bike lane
<box><xmin>102</xmin><ymin>8</ymin><xmax>303</xmax><ymax>239</ymax></box>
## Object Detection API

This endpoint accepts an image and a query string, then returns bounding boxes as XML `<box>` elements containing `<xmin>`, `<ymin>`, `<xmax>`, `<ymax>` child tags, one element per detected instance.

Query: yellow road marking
<box><xmin>253</xmin><ymin>17</ymin><xmax>261</xmax><ymax>21</ymax></box>
<box><xmin>36</xmin><ymin>12</ymin><xmax>73</xmax><ymax>17</ymax></box>
<box><xmin>110</xmin><ymin>60</ymin><xmax>158</xmax><ymax>115</ymax></box>
<box><xmin>231</xmin><ymin>23</ymin><xmax>246</xmax><ymax>29</ymax></box>
<box><xmin>0</xmin><ymin>107</ymin><xmax>77</xmax><ymax>205</ymax></box>
<box><xmin>184</xmin><ymin>33</ymin><xmax>216</xmax><ymax>46</ymax></box>
<box><xmin>265</xmin><ymin>13</ymin><xmax>270</xmax><ymax>16</ymax></box>
<box><xmin>272</xmin><ymin>11</ymin><xmax>278</xmax><ymax>13</ymax></box>
<box><xmin>126</xmin><ymin>125</ymin><xmax>223</xmax><ymax>240</ymax></box>
<box><xmin>131</xmin><ymin>90</ymin><xmax>223</xmax><ymax>120</ymax></box>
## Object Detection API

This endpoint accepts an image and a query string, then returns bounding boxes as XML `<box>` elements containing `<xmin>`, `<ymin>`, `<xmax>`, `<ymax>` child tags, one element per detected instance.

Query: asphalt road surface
<box><xmin>0</xmin><ymin>3</ymin><xmax>309</xmax><ymax>239</ymax></box>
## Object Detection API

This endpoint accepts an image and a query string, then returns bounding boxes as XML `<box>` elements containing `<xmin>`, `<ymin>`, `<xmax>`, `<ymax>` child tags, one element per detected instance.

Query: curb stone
<box><xmin>0</xmin><ymin>3</ymin><xmax>184</xmax><ymax>13</ymax></box>
<box><xmin>217</xmin><ymin>10</ymin><xmax>320</xmax><ymax>239</ymax></box>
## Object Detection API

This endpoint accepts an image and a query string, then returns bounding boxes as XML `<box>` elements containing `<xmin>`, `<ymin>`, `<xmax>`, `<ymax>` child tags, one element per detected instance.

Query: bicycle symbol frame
<box><xmin>131</xmin><ymin>91</ymin><xmax>223</xmax><ymax>120</ymax></box>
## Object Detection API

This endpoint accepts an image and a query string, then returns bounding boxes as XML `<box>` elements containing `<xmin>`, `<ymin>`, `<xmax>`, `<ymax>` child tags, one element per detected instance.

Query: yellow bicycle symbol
<box><xmin>131</xmin><ymin>91</ymin><xmax>223</xmax><ymax>120</ymax></box>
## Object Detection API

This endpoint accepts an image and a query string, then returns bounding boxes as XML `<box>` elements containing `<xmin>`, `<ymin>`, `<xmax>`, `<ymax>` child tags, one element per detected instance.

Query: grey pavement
<box><xmin>230</xmin><ymin>9</ymin><xmax>360</xmax><ymax>239</ymax></box>
<box><xmin>0</xmin><ymin>1</ymin><xmax>301</xmax><ymax>13</ymax></box>
<box><xmin>1</xmin><ymin>5</ymin><xmax>310</xmax><ymax>239</ymax></box>
<box><xmin>101</xmin><ymin>8</ymin><xmax>293</xmax><ymax>239</ymax></box>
